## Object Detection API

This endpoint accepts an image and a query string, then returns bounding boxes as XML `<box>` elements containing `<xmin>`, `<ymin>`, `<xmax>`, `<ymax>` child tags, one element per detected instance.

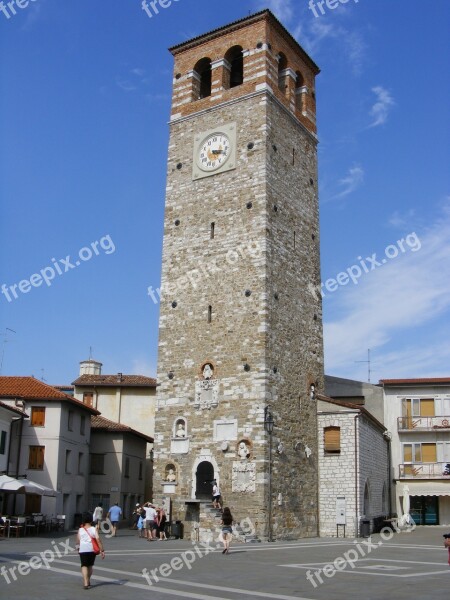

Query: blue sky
<box><xmin>0</xmin><ymin>0</ymin><xmax>449</xmax><ymax>385</ymax></box>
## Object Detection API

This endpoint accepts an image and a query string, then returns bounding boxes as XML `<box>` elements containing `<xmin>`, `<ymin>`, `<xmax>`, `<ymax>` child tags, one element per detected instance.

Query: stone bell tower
<box><xmin>153</xmin><ymin>9</ymin><xmax>323</xmax><ymax>541</ymax></box>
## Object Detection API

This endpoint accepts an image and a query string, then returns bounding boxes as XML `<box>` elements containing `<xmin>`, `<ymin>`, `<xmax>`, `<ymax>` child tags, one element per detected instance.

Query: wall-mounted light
<box><xmin>310</xmin><ymin>383</ymin><xmax>316</xmax><ymax>401</ymax></box>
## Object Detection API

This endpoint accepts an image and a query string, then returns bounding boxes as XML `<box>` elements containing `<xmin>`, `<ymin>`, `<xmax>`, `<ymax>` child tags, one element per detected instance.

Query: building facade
<box><xmin>318</xmin><ymin>397</ymin><xmax>390</xmax><ymax>537</ymax></box>
<box><xmin>381</xmin><ymin>378</ymin><xmax>450</xmax><ymax>526</ymax></box>
<box><xmin>0</xmin><ymin>377</ymin><xmax>99</xmax><ymax>526</ymax></box>
<box><xmin>153</xmin><ymin>10</ymin><xmax>324</xmax><ymax>541</ymax></box>
<box><xmin>73</xmin><ymin>359</ymin><xmax>157</xmax><ymax>499</ymax></box>
<box><xmin>89</xmin><ymin>415</ymin><xmax>153</xmax><ymax>519</ymax></box>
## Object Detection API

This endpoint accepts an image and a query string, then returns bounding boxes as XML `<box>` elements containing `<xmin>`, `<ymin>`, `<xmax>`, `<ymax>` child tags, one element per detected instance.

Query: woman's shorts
<box><xmin>79</xmin><ymin>552</ymin><xmax>96</xmax><ymax>567</ymax></box>
<box><xmin>213</xmin><ymin>495</ymin><xmax>221</xmax><ymax>501</ymax></box>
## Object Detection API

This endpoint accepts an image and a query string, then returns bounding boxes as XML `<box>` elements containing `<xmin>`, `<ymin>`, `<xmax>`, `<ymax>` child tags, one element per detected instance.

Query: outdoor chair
<box><xmin>25</xmin><ymin>517</ymin><xmax>37</xmax><ymax>536</ymax></box>
<box><xmin>56</xmin><ymin>515</ymin><xmax>66</xmax><ymax>531</ymax></box>
<box><xmin>9</xmin><ymin>517</ymin><xmax>26</xmax><ymax>537</ymax></box>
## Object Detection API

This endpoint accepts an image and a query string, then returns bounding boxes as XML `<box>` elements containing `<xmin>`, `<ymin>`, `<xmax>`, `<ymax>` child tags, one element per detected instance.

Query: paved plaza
<box><xmin>1</xmin><ymin>526</ymin><xmax>449</xmax><ymax>600</ymax></box>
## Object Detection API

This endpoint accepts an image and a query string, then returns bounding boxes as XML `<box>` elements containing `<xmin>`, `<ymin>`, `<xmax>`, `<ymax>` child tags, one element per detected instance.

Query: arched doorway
<box><xmin>195</xmin><ymin>461</ymin><xmax>214</xmax><ymax>499</ymax></box>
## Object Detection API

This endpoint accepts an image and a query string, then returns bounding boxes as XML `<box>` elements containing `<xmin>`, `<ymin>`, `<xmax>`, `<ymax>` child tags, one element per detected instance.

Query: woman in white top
<box><xmin>76</xmin><ymin>512</ymin><xmax>105</xmax><ymax>589</ymax></box>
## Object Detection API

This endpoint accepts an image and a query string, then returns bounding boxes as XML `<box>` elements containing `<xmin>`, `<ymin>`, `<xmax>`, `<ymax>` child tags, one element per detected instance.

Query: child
<box><xmin>137</xmin><ymin>514</ymin><xmax>145</xmax><ymax>538</ymax></box>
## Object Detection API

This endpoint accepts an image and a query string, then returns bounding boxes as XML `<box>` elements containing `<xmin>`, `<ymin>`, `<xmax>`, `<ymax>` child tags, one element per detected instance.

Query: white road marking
<box><xmin>37</xmin><ymin>558</ymin><xmax>316</xmax><ymax>600</ymax></box>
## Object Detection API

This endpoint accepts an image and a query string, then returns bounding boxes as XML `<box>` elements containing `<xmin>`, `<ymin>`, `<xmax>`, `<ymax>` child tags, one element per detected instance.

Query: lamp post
<box><xmin>264</xmin><ymin>406</ymin><xmax>274</xmax><ymax>542</ymax></box>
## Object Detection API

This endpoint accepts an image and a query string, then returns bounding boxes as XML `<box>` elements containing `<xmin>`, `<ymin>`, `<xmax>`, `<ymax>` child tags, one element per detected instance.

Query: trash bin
<box><xmin>360</xmin><ymin>519</ymin><xmax>370</xmax><ymax>538</ymax></box>
<box><xmin>171</xmin><ymin>521</ymin><xmax>183</xmax><ymax>539</ymax></box>
<box><xmin>73</xmin><ymin>513</ymin><xmax>83</xmax><ymax>529</ymax></box>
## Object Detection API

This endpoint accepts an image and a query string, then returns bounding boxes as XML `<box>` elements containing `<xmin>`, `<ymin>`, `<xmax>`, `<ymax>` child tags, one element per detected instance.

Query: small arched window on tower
<box><xmin>224</xmin><ymin>45</ymin><xmax>244</xmax><ymax>89</ymax></box>
<box><xmin>193</xmin><ymin>57</ymin><xmax>212</xmax><ymax>100</ymax></box>
<box><xmin>278</xmin><ymin>52</ymin><xmax>288</xmax><ymax>94</ymax></box>
<box><xmin>295</xmin><ymin>70</ymin><xmax>306</xmax><ymax>114</ymax></box>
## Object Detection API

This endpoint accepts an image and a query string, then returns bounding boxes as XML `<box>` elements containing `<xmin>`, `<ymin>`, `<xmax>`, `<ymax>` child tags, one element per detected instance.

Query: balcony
<box><xmin>397</xmin><ymin>416</ymin><xmax>450</xmax><ymax>431</ymax></box>
<box><xmin>399</xmin><ymin>462</ymin><xmax>450</xmax><ymax>479</ymax></box>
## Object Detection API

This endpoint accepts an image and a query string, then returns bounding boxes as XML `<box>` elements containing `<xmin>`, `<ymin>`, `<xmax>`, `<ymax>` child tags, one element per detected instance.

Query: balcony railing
<box><xmin>397</xmin><ymin>416</ymin><xmax>450</xmax><ymax>431</ymax></box>
<box><xmin>399</xmin><ymin>462</ymin><xmax>450</xmax><ymax>478</ymax></box>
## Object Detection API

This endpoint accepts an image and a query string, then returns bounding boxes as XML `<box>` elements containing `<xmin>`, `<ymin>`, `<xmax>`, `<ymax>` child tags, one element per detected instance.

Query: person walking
<box><xmin>76</xmin><ymin>512</ymin><xmax>105</xmax><ymax>589</ymax></box>
<box><xmin>220</xmin><ymin>507</ymin><xmax>233</xmax><ymax>554</ymax></box>
<box><xmin>212</xmin><ymin>480</ymin><xmax>222</xmax><ymax>509</ymax></box>
<box><xmin>106</xmin><ymin>503</ymin><xmax>122</xmax><ymax>537</ymax></box>
<box><xmin>92</xmin><ymin>502</ymin><xmax>103</xmax><ymax>532</ymax></box>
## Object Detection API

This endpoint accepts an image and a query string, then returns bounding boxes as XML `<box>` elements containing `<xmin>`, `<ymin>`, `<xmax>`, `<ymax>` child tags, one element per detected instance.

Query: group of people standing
<box><xmin>133</xmin><ymin>502</ymin><xmax>167</xmax><ymax>541</ymax></box>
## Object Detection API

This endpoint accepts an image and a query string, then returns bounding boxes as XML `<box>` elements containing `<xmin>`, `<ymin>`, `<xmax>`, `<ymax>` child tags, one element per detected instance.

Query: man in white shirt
<box><xmin>143</xmin><ymin>503</ymin><xmax>157</xmax><ymax>540</ymax></box>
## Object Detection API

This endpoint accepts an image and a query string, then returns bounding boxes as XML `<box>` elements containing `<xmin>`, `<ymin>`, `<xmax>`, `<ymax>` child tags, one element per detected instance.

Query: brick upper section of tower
<box><xmin>168</xmin><ymin>10</ymin><xmax>319</xmax><ymax>135</ymax></box>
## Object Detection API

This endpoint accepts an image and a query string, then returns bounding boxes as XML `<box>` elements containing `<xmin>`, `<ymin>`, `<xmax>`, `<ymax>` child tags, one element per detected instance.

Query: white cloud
<box><xmin>369</xmin><ymin>86</ymin><xmax>395</xmax><ymax>128</ymax></box>
<box><xmin>334</xmin><ymin>165</ymin><xmax>364</xmax><ymax>199</ymax></box>
<box><xmin>131</xmin><ymin>68</ymin><xmax>146</xmax><ymax>77</ymax></box>
<box><xmin>388</xmin><ymin>209</ymin><xmax>417</xmax><ymax>229</ymax></box>
<box><xmin>324</xmin><ymin>204</ymin><xmax>450</xmax><ymax>379</ymax></box>
<box><xmin>116</xmin><ymin>78</ymin><xmax>137</xmax><ymax>92</ymax></box>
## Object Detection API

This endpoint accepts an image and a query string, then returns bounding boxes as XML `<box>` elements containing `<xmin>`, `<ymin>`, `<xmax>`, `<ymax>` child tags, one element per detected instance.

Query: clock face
<box><xmin>197</xmin><ymin>133</ymin><xmax>231</xmax><ymax>172</ymax></box>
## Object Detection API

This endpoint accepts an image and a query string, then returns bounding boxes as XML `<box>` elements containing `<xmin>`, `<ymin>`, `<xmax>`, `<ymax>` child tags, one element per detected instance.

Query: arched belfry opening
<box><xmin>194</xmin><ymin>57</ymin><xmax>212</xmax><ymax>99</ymax></box>
<box><xmin>225</xmin><ymin>45</ymin><xmax>244</xmax><ymax>88</ymax></box>
<box><xmin>295</xmin><ymin>70</ymin><xmax>305</xmax><ymax>113</ymax></box>
<box><xmin>278</xmin><ymin>52</ymin><xmax>288</xmax><ymax>93</ymax></box>
<box><xmin>195</xmin><ymin>461</ymin><xmax>214</xmax><ymax>499</ymax></box>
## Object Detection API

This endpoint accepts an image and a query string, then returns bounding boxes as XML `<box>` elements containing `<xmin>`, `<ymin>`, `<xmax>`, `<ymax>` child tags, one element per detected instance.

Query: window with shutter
<box><xmin>31</xmin><ymin>407</ymin><xmax>46</xmax><ymax>427</ymax></box>
<box><xmin>28</xmin><ymin>446</ymin><xmax>45</xmax><ymax>470</ymax></box>
<box><xmin>324</xmin><ymin>427</ymin><xmax>340</xmax><ymax>453</ymax></box>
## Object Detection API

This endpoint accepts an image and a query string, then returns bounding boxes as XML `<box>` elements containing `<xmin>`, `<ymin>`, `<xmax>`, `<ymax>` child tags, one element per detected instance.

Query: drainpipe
<box><xmin>6</xmin><ymin>417</ymin><xmax>20</xmax><ymax>477</ymax></box>
<box><xmin>354</xmin><ymin>413</ymin><xmax>359</xmax><ymax>537</ymax></box>
<box><xmin>15</xmin><ymin>412</ymin><xmax>25</xmax><ymax>478</ymax></box>
<box><xmin>384</xmin><ymin>432</ymin><xmax>393</xmax><ymax>517</ymax></box>
<box><xmin>12</xmin><ymin>410</ymin><xmax>25</xmax><ymax>515</ymax></box>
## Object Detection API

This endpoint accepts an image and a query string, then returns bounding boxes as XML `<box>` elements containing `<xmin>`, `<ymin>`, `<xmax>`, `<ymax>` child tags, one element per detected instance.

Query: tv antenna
<box><xmin>0</xmin><ymin>327</ymin><xmax>17</xmax><ymax>374</ymax></box>
<box><xmin>355</xmin><ymin>349</ymin><xmax>372</xmax><ymax>383</ymax></box>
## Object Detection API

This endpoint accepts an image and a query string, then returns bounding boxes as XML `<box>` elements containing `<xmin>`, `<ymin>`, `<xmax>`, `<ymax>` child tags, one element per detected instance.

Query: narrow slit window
<box><xmin>208</xmin><ymin>305</ymin><xmax>212</xmax><ymax>323</ymax></box>
<box><xmin>292</xmin><ymin>148</ymin><xmax>295</xmax><ymax>166</ymax></box>
<box><xmin>294</xmin><ymin>231</ymin><xmax>296</xmax><ymax>249</ymax></box>
<box><xmin>211</xmin><ymin>222</ymin><xmax>215</xmax><ymax>239</ymax></box>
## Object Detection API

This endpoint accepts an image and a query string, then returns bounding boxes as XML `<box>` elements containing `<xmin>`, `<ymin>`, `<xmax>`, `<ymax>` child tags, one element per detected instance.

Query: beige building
<box><xmin>73</xmin><ymin>359</ymin><xmax>157</xmax><ymax>498</ymax></box>
<box><xmin>153</xmin><ymin>9</ymin><xmax>324</xmax><ymax>542</ymax></box>
<box><xmin>89</xmin><ymin>415</ymin><xmax>153</xmax><ymax>519</ymax></box>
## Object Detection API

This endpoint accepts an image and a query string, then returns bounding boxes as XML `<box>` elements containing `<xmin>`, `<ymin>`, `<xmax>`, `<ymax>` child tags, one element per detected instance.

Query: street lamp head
<box><xmin>264</xmin><ymin>406</ymin><xmax>274</xmax><ymax>434</ymax></box>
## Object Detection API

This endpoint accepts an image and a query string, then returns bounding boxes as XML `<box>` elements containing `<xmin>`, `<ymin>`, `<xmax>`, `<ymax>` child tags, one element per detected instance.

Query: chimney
<box><xmin>79</xmin><ymin>359</ymin><xmax>102</xmax><ymax>376</ymax></box>
<box><xmin>117</xmin><ymin>372</ymin><xmax>123</xmax><ymax>383</ymax></box>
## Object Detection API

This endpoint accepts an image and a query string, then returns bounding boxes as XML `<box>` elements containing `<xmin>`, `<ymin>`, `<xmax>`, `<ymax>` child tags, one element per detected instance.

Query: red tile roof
<box><xmin>0</xmin><ymin>377</ymin><xmax>99</xmax><ymax>415</ymax></box>
<box><xmin>380</xmin><ymin>378</ymin><xmax>450</xmax><ymax>385</ymax></box>
<box><xmin>91</xmin><ymin>415</ymin><xmax>154</xmax><ymax>443</ymax></box>
<box><xmin>72</xmin><ymin>374</ymin><xmax>156</xmax><ymax>387</ymax></box>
